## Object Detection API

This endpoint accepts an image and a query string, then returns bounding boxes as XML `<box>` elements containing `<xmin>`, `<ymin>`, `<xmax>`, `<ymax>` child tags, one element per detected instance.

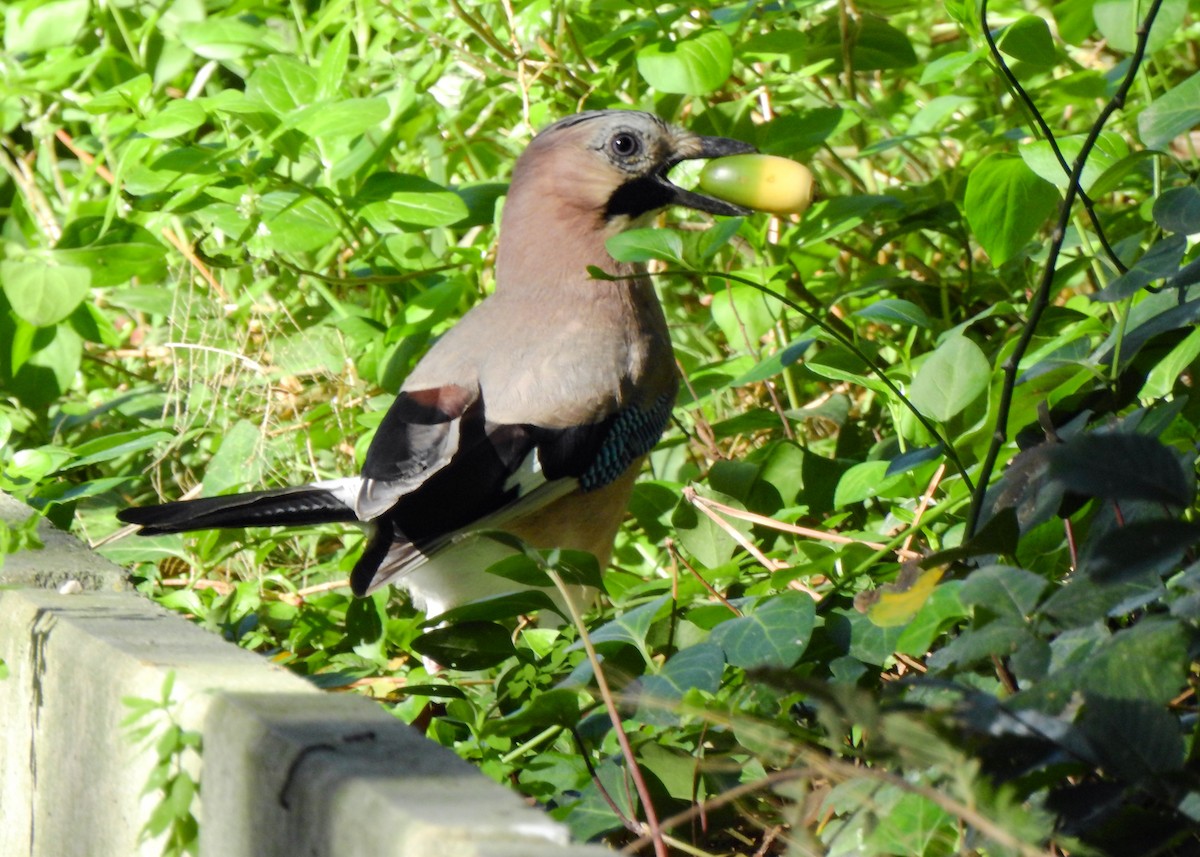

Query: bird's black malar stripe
<box><xmin>604</xmin><ymin>176</ymin><xmax>677</xmax><ymax>221</ymax></box>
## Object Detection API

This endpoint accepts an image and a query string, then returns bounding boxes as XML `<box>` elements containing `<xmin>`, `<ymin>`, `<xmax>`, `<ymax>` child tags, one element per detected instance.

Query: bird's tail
<box><xmin>117</xmin><ymin>479</ymin><xmax>361</xmax><ymax>535</ymax></box>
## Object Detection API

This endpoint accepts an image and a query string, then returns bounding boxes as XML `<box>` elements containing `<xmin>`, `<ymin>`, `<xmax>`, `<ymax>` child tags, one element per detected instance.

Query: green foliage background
<box><xmin>3</xmin><ymin>0</ymin><xmax>1200</xmax><ymax>853</ymax></box>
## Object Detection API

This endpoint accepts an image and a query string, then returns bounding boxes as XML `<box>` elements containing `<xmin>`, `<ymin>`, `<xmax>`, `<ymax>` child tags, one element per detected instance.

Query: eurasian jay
<box><xmin>118</xmin><ymin>111</ymin><xmax>755</xmax><ymax>619</ymax></box>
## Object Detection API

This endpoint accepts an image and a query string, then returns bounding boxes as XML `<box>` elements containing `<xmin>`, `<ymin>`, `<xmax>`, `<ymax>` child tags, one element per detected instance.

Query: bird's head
<box><xmin>506</xmin><ymin>110</ymin><xmax>758</xmax><ymax>236</ymax></box>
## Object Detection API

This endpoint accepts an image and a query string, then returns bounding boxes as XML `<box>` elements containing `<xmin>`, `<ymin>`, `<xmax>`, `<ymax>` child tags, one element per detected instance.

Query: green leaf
<box><xmin>731</xmin><ymin>340</ymin><xmax>813</xmax><ymax>386</ymax></box>
<box><xmin>894</xmin><ymin>581</ymin><xmax>967</xmax><ymax>656</ymax></box>
<box><xmin>357</xmin><ymin>173</ymin><xmax>470</xmax><ymax>230</ymax></box>
<box><xmin>410</xmin><ymin>621</ymin><xmax>516</xmax><ymax>671</ymax></box>
<box><xmin>258</xmin><ymin>192</ymin><xmax>341</xmax><ymax>253</ymax></box>
<box><xmin>808</xmin><ymin>16</ymin><xmax>917</xmax><ymax>71</ymax></box>
<box><xmin>202</xmin><ymin>420</ymin><xmax>263</xmax><ymax>496</ymax></box>
<box><xmin>605</xmin><ymin>228</ymin><xmax>684</xmax><ymax>264</ymax></box>
<box><xmin>1079</xmin><ymin>619</ymin><xmax>1189</xmax><ymax>703</ymax></box>
<box><xmin>671</xmin><ymin>492</ymin><xmax>752</xmax><ymax>568</ymax></box>
<box><xmin>834</xmin><ymin>460</ymin><xmax>903</xmax><ymax>507</ymax></box>
<box><xmin>866</xmin><ymin>792</ymin><xmax>956</xmax><ymax>856</ymax></box>
<box><xmin>247</xmin><ymin>55</ymin><xmax>318</xmax><ymax>113</ymax></box>
<box><xmin>489</xmin><ymin>688</ymin><xmax>583</xmax><ymax>736</ymax></box>
<box><xmin>964</xmin><ymin>154</ymin><xmax>1059</xmax><ymax>266</ymax></box>
<box><xmin>710</xmin><ymin>591</ymin><xmax>816</xmax><ymax>669</ymax></box>
<box><xmin>54</xmin><ymin>217</ymin><xmax>168</xmax><ymax>288</ymax></box>
<box><xmin>137</xmin><ymin>100</ymin><xmax>208</xmax><ymax>139</ymax></box>
<box><xmin>1019</xmin><ymin>132</ymin><xmax>1129</xmax><ymax>192</ymax></box>
<box><xmin>1079</xmin><ymin>519</ymin><xmax>1200</xmax><ymax>582</ymax></box>
<box><xmin>920</xmin><ymin>51</ymin><xmax>980</xmax><ymax>84</ymax></box>
<box><xmin>1093</xmin><ymin>0</ymin><xmax>1187</xmax><ymax>54</ymax></box>
<box><xmin>998</xmin><ymin>15</ymin><xmax>1057</xmax><ymax>66</ymax></box>
<box><xmin>710</xmin><ymin>284</ymin><xmax>777</xmax><ymax>346</ymax></box>
<box><xmin>636</xmin><ymin>29</ymin><xmax>733</xmax><ymax>95</ymax></box>
<box><xmin>908</xmin><ymin>335</ymin><xmax>991</xmax><ymax>422</ymax></box>
<box><xmin>0</xmin><ymin>258</ymin><xmax>91</xmax><ymax>327</ymax></box>
<box><xmin>433</xmin><ymin>590</ymin><xmax>561</xmax><ymax>625</ymax></box>
<box><xmin>4</xmin><ymin>0</ymin><xmax>89</xmax><ymax>53</ymax></box>
<box><xmin>960</xmin><ymin>565</ymin><xmax>1048</xmax><ymax>618</ymax></box>
<box><xmin>1092</xmin><ymin>235</ymin><xmax>1186</xmax><ymax>302</ymax></box>
<box><xmin>179</xmin><ymin>18</ymin><xmax>271</xmax><ymax>61</ymax></box>
<box><xmin>65</xmin><ymin>430</ymin><xmax>175</xmax><ymax>470</ymax></box>
<box><xmin>587</xmin><ymin>594</ymin><xmax>671</xmax><ymax>654</ymax></box>
<box><xmin>1078</xmin><ymin>697</ymin><xmax>1186</xmax><ymax>780</ymax></box>
<box><xmin>287</xmin><ymin>97</ymin><xmax>390</xmax><ymax>141</ymax></box>
<box><xmin>1142</xmin><ymin>325</ymin><xmax>1200</xmax><ymax>398</ymax></box>
<box><xmin>1138</xmin><ymin>71</ymin><xmax>1200</xmax><ymax>150</ymax></box>
<box><xmin>1152</xmin><ymin>184</ymin><xmax>1200</xmax><ymax>234</ymax></box>
<box><xmin>634</xmin><ymin>642</ymin><xmax>725</xmax><ymax>725</ymax></box>
<box><xmin>852</xmin><ymin>299</ymin><xmax>931</xmax><ymax>328</ymax></box>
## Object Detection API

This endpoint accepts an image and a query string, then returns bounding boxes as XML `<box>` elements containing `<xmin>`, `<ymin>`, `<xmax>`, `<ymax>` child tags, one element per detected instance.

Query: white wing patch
<box><xmin>503</xmin><ymin>448</ymin><xmax>546</xmax><ymax>496</ymax></box>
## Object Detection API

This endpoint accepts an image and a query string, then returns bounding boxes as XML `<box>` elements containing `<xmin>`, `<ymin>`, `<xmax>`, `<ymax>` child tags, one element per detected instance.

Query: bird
<box><xmin>118</xmin><ymin>110</ymin><xmax>756</xmax><ymax>620</ymax></box>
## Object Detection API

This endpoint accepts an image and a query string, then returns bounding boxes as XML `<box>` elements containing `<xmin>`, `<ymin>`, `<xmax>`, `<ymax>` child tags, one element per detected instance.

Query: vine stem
<box><xmin>689</xmin><ymin>269</ymin><xmax>976</xmax><ymax>494</ymax></box>
<box><xmin>980</xmin><ymin>0</ymin><xmax>1129</xmax><ymax>275</ymax></box>
<box><xmin>547</xmin><ymin>569</ymin><xmax>668</xmax><ymax>857</ymax></box>
<box><xmin>965</xmin><ymin>0</ymin><xmax>1167</xmax><ymax>538</ymax></box>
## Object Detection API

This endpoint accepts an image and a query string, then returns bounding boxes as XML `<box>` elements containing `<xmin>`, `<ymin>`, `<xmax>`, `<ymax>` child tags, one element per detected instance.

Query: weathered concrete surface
<box><xmin>0</xmin><ymin>494</ymin><xmax>608</xmax><ymax>857</ymax></box>
<box><xmin>202</xmin><ymin>693</ymin><xmax>591</xmax><ymax>857</ymax></box>
<box><xmin>0</xmin><ymin>492</ymin><xmax>130</xmax><ymax>592</ymax></box>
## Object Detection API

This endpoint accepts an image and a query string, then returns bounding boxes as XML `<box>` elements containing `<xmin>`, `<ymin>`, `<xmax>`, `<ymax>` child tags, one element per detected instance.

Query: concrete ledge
<box><xmin>0</xmin><ymin>495</ymin><xmax>606</xmax><ymax>857</ymax></box>
<box><xmin>0</xmin><ymin>492</ymin><xmax>130</xmax><ymax>592</ymax></box>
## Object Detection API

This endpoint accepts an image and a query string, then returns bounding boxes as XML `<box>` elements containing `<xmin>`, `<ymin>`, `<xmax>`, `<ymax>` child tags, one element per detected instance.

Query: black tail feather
<box><xmin>118</xmin><ymin>485</ymin><xmax>359</xmax><ymax>535</ymax></box>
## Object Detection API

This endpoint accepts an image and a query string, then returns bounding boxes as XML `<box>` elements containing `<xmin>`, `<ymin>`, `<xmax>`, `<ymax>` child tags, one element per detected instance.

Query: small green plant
<box><xmin>122</xmin><ymin>672</ymin><xmax>201</xmax><ymax>857</ymax></box>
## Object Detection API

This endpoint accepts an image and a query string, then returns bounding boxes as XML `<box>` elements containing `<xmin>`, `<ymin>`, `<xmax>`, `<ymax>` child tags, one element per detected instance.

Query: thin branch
<box><xmin>980</xmin><ymin>1</ymin><xmax>1128</xmax><ymax>275</ymax></box>
<box><xmin>681</xmin><ymin>269</ymin><xmax>976</xmax><ymax>494</ymax></box>
<box><xmin>547</xmin><ymin>569</ymin><xmax>669</xmax><ymax>857</ymax></box>
<box><xmin>966</xmin><ymin>0</ymin><xmax>1166</xmax><ymax>537</ymax></box>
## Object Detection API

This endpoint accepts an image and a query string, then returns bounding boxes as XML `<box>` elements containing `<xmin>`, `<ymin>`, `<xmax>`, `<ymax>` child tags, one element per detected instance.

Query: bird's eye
<box><xmin>610</xmin><ymin>133</ymin><xmax>640</xmax><ymax>157</ymax></box>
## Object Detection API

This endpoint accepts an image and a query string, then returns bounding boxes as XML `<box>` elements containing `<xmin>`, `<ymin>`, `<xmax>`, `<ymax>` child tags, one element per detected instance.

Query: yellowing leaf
<box><xmin>855</xmin><ymin>563</ymin><xmax>947</xmax><ymax>627</ymax></box>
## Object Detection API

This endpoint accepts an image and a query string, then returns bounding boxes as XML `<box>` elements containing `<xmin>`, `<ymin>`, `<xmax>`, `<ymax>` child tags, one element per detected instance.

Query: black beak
<box><xmin>664</xmin><ymin>134</ymin><xmax>758</xmax><ymax>217</ymax></box>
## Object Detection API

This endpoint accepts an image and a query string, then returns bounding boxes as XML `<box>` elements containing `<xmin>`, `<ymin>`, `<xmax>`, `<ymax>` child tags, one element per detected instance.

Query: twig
<box><xmin>966</xmin><ymin>0</ymin><xmax>1166</xmax><ymax>537</ymax></box>
<box><xmin>686</xmin><ymin>488</ymin><xmax>921</xmax><ymax>561</ymax></box>
<box><xmin>547</xmin><ymin>570</ymin><xmax>669</xmax><ymax>857</ymax></box>
<box><xmin>666</xmin><ymin>539</ymin><xmax>743</xmax><ymax>616</ymax></box>
<box><xmin>901</xmin><ymin>462</ymin><xmax>945</xmax><ymax>556</ymax></box>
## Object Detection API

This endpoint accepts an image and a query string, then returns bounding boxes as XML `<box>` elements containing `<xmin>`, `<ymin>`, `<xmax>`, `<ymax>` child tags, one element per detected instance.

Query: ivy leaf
<box><xmin>488</xmin><ymin>689</ymin><xmax>583</xmax><ymax>736</ymax></box>
<box><xmin>633</xmin><ymin>642</ymin><xmax>725</xmax><ymax>725</ymax></box>
<box><xmin>587</xmin><ymin>594</ymin><xmax>671</xmax><ymax>657</ymax></box>
<box><xmin>711</xmin><ymin>591</ymin><xmax>816</xmax><ymax>668</ymax></box>
<box><xmin>960</xmin><ymin>565</ymin><xmax>1048</xmax><ymax>619</ymax></box>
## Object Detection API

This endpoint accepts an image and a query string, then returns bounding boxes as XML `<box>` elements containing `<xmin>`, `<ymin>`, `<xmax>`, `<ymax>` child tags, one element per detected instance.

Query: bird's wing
<box><xmin>348</xmin><ymin>384</ymin><xmax>675</xmax><ymax>596</ymax></box>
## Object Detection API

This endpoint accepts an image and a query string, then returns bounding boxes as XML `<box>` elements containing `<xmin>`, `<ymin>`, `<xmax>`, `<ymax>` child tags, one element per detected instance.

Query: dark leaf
<box><xmin>1046</xmin><ymin>432</ymin><xmax>1193</xmax><ymax>508</ymax></box>
<box><xmin>1079</xmin><ymin>519</ymin><xmax>1200</xmax><ymax>581</ymax></box>
<box><xmin>410</xmin><ymin>621</ymin><xmax>516</xmax><ymax>671</ymax></box>
<box><xmin>711</xmin><ymin>591</ymin><xmax>816</xmax><ymax>668</ymax></box>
